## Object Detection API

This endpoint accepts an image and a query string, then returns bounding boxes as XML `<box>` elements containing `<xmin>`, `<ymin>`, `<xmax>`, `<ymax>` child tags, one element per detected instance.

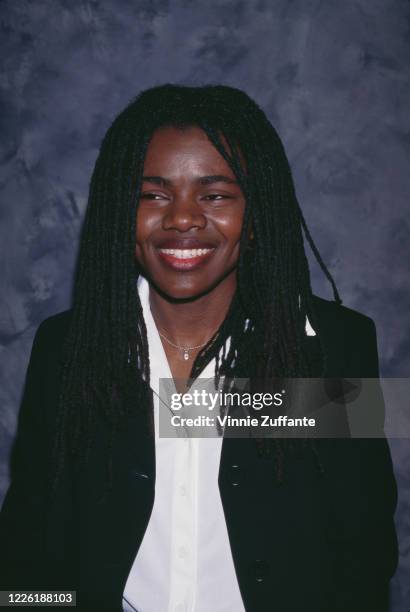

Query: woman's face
<box><xmin>135</xmin><ymin>125</ymin><xmax>246</xmax><ymax>300</ymax></box>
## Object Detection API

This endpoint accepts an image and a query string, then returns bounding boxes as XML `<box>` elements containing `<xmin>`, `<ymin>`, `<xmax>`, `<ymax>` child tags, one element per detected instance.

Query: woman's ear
<box><xmin>246</xmin><ymin>226</ymin><xmax>254</xmax><ymax>253</ymax></box>
<box><xmin>247</xmin><ymin>218</ymin><xmax>254</xmax><ymax>241</ymax></box>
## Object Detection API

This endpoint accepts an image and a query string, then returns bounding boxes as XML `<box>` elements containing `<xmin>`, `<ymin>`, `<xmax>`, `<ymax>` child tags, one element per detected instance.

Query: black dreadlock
<box><xmin>51</xmin><ymin>84</ymin><xmax>341</xmax><ymax>497</ymax></box>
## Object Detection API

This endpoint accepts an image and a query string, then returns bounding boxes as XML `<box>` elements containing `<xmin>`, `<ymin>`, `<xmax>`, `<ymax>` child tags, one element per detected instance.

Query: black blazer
<box><xmin>0</xmin><ymin>295</ymin><xmax>398</xmax><ymax>612</ymax></box>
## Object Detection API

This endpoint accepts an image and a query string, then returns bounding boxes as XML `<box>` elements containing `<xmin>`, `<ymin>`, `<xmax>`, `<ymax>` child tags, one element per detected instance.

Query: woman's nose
<box><xmin>162</xmin><ymin>195</ymin><xmax>206</xmax><ymax>231</ymax></box>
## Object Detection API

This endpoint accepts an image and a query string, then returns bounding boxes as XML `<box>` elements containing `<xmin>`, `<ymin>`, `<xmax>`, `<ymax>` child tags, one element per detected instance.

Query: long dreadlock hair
<box><xmin>52</xmin><ymin>84</ymin><xmax>342</xmax><ymax>497</ymax></box>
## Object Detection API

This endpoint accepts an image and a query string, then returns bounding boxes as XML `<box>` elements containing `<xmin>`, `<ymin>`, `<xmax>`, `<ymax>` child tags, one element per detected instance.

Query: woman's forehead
<box><xmin>143</xmin><ymin>125</ymin><xmax>246</xmax><ymax>174</ymax></box>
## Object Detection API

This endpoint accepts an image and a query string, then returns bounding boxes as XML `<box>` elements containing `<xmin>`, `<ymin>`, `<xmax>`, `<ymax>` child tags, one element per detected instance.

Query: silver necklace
<box><xmin>158</xmin><ymin>330</ymin><xmax>215</xmax><ymax>361</ymax></box>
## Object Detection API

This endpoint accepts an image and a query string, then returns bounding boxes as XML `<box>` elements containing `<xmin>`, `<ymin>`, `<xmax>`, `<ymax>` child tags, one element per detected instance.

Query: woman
<box><xmin>0</xmin><ymin>85</ymin><xmax>398</xmax><ymax>611</ymax></box>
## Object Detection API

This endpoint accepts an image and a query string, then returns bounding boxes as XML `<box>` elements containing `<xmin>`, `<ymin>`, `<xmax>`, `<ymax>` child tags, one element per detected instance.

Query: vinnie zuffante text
<box><xmin>169</xmin><ymin>389</ymin><xmax>316</xmax><ymax>429</ymax></box>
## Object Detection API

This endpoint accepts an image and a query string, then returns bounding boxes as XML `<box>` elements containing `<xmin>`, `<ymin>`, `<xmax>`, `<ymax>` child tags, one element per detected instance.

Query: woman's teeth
<box><xmin>159</xmin><ymin>248</ymin><xmax>213</xmax><ymax>259</ymax></box>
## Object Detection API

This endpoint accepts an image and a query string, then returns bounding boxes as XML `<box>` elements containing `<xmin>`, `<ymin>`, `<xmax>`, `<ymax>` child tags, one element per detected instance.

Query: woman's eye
<box><xmin>140</xmin><ymin>192</ymin><xmax>166</xmax><ymax>200</ymax></box>
<box><xmin>203</xmin><ymin>194</ymin><xmax>230</xmax><ymax>201</ymax></box>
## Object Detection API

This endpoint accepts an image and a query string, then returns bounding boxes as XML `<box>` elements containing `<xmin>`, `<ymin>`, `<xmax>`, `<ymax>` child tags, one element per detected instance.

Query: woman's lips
<box><xmin>157</xmin><ymin>247</ymin><xmax>216</xmax><ymax>270</ymax></box>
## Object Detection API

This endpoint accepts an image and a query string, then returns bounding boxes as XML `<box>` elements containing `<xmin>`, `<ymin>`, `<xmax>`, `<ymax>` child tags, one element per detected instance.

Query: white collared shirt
<box><xmin>122</xmin><ymin>275</ymin><xmax>246</xmax><ymax>612</ymax></box>
<box><xmin>122</xmin><ymin>277</ymin><xmax>316</xmax><ymax>612</ymax></box>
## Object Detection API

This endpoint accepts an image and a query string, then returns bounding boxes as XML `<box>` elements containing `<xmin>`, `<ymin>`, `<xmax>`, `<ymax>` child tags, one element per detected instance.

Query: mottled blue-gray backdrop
<box><xmin>1</xmin><ymin>0</ymin><xmax>409</xmax><ymax>609</ymax></box>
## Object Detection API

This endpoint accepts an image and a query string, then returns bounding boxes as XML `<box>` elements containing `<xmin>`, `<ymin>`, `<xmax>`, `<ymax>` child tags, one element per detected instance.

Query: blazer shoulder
<box><xmin>34</xmin><ymin>309</ymin><xmax>73</xmax><ymax>349</ymax></box>
<box><xmin>311</xmin><ymin>294</ymin><xmax>376</xmax><ymax>333</ymax></box>
<box><xmin>310</xmin><ymin>295</ymin><xmax>380</xmax><ymax>377</ymax></box>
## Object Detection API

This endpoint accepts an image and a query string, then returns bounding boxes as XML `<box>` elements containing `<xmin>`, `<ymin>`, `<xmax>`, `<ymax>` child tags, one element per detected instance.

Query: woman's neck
<box><xmin>148</xmin><ymin>275</ymin><xmax>237</xmax><ymax>347</ymax></box>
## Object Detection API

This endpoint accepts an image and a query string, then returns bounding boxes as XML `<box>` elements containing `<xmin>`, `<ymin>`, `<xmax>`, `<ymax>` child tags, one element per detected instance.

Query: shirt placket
<box><xmin>167</xmin><ymin>434</ymin><xmax>198</xmax><ymax>612</ymax></box>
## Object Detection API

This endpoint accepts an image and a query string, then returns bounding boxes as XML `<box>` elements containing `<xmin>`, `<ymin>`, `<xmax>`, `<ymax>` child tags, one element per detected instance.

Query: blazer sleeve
<box><xmin>0</xmin><ymin>321</ymin><xmax>52</xmax><ymax>589</ymax></box>
<box><xmin>321</xmin><ymin>316</ymin><xmax>399</xmax><ymax>612</ymax></box>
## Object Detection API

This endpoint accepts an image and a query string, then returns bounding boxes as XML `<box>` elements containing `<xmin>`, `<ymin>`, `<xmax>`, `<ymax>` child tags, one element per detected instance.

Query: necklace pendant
<box><xmin>183</xmin><ymin>350</ymin><xmax>189</xmax><ymax>361</ymax></box>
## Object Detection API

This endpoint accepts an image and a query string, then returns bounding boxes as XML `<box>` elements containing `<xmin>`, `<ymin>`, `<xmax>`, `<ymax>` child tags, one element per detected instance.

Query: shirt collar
<box><xmin>136</xmin><ymin>275</ymin><xmax>316</xmax><ymax>392</ymax></box>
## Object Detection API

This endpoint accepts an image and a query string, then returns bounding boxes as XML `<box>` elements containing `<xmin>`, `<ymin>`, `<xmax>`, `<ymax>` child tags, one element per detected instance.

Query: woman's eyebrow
<box><xmin>142</xmin><ymin>175</ymin><xmax>239</xmax><ymax>186</ymax></box>
<box><xmin>198</xmin><ymin>175</ymin><xmax>238</xmax><ymax>185</ymax></box>
<box><xmin>142</xmin><ymin>176</ymin><xmax>172</xmax><ymax>186</ymax></box>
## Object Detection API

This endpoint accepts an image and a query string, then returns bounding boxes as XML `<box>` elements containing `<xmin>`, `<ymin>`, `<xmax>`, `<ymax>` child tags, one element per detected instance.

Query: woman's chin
<box><xmin>148</xmin><ymin>277</ymin><xmax>220</xmax><ymax>303</ymax></box>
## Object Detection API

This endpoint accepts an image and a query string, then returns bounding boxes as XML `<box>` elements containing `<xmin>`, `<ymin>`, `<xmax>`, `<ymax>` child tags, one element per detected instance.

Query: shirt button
<box><xmin>179</xmin><ymin>485</ymin><xmax>187</xmax><ymax>496</ymax></box>
<box><xmin>250</xmin><ymin>559</ymin><xmax>270</xmax><ymax>582</ymax></box>
<box><xmin>178</xmin><ymin>547</ymin><xmax>187</xmax><ymax>559</ymax></box>
<box><xmin>229</xmin><ymin>464</ymin><xmax>243</xmax><ymax>486</ymax></box>
<box><xmin>134</xmin><ymin>471</ymin><xmax>150</xmax><ymax>480</ymax></box>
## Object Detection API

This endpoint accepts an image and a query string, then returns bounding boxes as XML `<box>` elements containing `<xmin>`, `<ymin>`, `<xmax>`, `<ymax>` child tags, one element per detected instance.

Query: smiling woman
<box><xmin>0</xmin><ymin>84</ymin><xmax>398</xmax><ymax>612</ymax></box>
<box><xmin>137</xmin><ymin>127</ymin><xmax>245</xmax><ymax>289</ymax></box>
<box><xmin>136</xmin><ymin>126</ymin><xmax>246</xmax><ymax>380</ymax></box>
